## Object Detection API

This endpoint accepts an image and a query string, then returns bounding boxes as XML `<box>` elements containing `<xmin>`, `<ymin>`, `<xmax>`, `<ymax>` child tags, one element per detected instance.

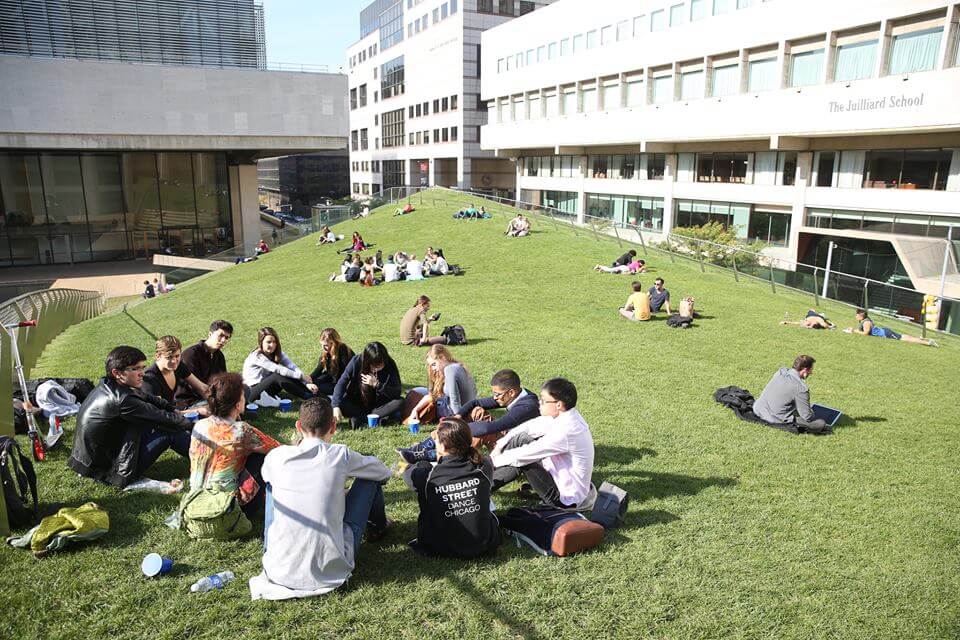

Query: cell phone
<box><xmin>430</xmin><ymin>312</ymin><xmax>441</xmax><ymax>321</ymax></box>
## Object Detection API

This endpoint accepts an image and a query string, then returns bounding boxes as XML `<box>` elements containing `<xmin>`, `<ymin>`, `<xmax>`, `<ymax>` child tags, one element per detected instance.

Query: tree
<box><xmin>663</xmin><ymin>222</ymin><xmax>767</xmax><ymax>270</ymax></box>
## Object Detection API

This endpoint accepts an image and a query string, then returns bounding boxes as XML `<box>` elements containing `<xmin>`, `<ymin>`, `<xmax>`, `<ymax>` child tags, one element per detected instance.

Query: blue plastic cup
<box><xmin>408</xmin><ymin>419</ymin><xmax>420</xmax><ymax>434</ymax></box>
<box><xmin>141</xmin><ymin>553</ymin><xmax>173</xmax><ymax>577</ymax></box>
<box><xmin>279</xmin><ymin>398</ymin><xmax>293</xmax><ymax>411</ymax></box>
<box><xmin>184</xmin><ymin>411</ymin><xmax>199</xmax><ymax>423</ymax></box>
<box><xmin>367</xmin><ymin>413</ymin><xmax>380</xmax><ymax>428</ymax></box>
<box><xmin>246</xmin><ymin>403</ymin><xmax>259</xmax><ymax>414</ymax></box>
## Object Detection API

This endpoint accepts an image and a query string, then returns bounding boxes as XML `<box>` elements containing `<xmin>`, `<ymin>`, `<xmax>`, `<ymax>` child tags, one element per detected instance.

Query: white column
<box><xmin>428</xmin><ymin>158</ymin><xmax>436</xmax><ymax>187</ymax></box>
<box><xmin>576</xmin><ymin>154</ymin><xmax>587</xmax><ymax>224</ymax></box>
<box><xmin>228</xmin><ymin>163</ymin><xmax>260</xmax><ymax>255</ymax></box>
<box><xmin>458</xmin><ymin>158</ymin><xmax>472</xmax><ymax>190</ymax></box>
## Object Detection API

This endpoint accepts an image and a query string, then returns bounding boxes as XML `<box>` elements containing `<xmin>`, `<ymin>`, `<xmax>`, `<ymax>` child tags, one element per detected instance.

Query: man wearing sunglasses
<box><xmin>68</xmin><ymin>345</ymin><xmax>192</xmax><ymax>488</ymax></box>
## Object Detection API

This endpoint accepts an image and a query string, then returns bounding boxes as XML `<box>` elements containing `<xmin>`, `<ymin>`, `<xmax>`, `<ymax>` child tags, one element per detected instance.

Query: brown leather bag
<box><xmin>551</xmin><ymin>519</ymin><xmax>606</xmax><ymax>557</ymax></box>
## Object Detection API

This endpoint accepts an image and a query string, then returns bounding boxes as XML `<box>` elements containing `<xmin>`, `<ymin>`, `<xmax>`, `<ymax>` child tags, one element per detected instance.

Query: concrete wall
<box><xmin>0</xmin><ymin>56</ymin><xmax>349</xmax><ymax>153</ymax></box>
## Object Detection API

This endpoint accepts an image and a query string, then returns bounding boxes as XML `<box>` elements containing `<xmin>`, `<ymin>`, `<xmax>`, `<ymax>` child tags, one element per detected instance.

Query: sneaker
<box><xmin>517</xmin><ymin>482</ymin><xmax>538</xmax><ymax>500</ymax></box>
<box><xmin>365</xmin><ymin>517</ymin><xmax>395</xmax><ymax>543</ymax></box>
<box><xmin>257</xmin><ymin>391</ymin><xmax>281</xmax><ymax>408</ymax></box>
<box><xmin>397</xmin><ymin>447</ymin><xmax>429</xmax><ymax>465</ymax></box>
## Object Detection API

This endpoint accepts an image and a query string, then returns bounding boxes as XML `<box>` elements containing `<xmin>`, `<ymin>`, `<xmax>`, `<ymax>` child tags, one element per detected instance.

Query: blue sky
<box><xmin>259</xmin><ymin>0</ymin><xmax>369</xmax><ymax>71</ymax></box>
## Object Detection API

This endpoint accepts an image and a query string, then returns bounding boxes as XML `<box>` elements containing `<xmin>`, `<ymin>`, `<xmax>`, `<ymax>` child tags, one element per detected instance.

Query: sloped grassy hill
<box><xmin>4</xmin><ymin>190</ymin><xmax>959</xmax><ymax>640</ymax></box>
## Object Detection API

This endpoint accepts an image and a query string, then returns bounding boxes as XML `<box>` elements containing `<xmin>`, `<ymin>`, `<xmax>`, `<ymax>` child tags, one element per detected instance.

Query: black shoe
<box><xmin>365</xmin><ymin>517</ymin><xmax>395</xmax><ymax>542</ymax></box>
<box><xmin>517</xmin><ymin>482</ymin><xmax>538</xmax><ymax>500</ymax></box>
<box><xmin>397</xmin><ymin>447</ymin><xmax>429</xmax><ymax>464</ymax></box>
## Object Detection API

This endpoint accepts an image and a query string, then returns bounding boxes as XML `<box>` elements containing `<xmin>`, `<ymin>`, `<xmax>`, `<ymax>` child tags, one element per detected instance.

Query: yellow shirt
<box><xmin>626</xmin><ymin>292</ymin><xmax>651</xmax><ymax>321</ymax></box>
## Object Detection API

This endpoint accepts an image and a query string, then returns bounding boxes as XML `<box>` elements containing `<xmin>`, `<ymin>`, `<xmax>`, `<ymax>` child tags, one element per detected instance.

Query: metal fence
<box><xmin>422</xmin><ymin>186</ymin><xmax>959</xmax><ymax>339</ymax></box>
<box><xmin>1</xmin><ymin>288</ymin><xmax>104</xmax><ymax>437</ymax></box>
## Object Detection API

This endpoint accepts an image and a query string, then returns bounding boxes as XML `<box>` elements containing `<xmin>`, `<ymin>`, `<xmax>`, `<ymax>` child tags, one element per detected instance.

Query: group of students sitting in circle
<box><xmin>65</xmin><ymin>307</ymin><xmax>596</xmax><ymax>599</ymax></box>
<box><xmin>780</xmin><ymin>307</ymin><xmax>938</xmax><ymax>347</ymax></box>
<box><xmin>330</xmin><ymin>248</ymin><xmax>452</xmax><ymax>285</ymax></box>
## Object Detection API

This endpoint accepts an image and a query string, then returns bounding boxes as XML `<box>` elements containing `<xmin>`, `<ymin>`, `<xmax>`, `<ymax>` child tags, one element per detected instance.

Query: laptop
<box><xmin>812</xmin><ymin>404</ymin><xmax>843</xmax><ymax>427</ymax></box>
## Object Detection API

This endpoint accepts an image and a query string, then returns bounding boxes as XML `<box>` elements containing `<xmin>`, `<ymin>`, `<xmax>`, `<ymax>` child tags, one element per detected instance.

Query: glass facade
<box><xmin>674</xmin><ymin>199</ymin><xmax>789</xmax><ymax>246</ymax></box>
<box><xmin>586</xmin><ymin>193</ymin><xmax>664</xmax><ymax>230</ymax></box>
<box><xmin>805</xmin><ymin>208</ymin><xmax>959</xmax><ymax>239</ymax></box>
<box><xmin>0</xmin><ymin>151</ymin><xmax>231</xmax><ymax>266</ymax></box>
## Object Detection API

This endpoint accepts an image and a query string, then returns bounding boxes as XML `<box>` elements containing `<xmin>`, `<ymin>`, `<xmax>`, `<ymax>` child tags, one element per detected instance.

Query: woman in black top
<box><xmin>331</xmin><ymin>342</ymin><xmax>403</xmax><ymax>428</ymax></box>
<box><xmin>141</xmin><ymin>336</ymin><xmax>209</xmax><ymax>411</ymax></box>
<box><xmin>309</xmin><ymin>328</ymin><xmax>355</xmax><ymax>396</ymax></box>
<box><xmin>403</xmin><ymin>417</ymin><xmax>500</xmax><ymax>558</ymax></box>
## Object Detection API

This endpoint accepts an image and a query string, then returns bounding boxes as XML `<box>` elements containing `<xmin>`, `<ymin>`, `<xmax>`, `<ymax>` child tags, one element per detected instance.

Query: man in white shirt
<box><xmin>490</xmin><ymin>378</ymin><xmax>595</xmax><ymax>508</ymax></box>
<box><xmin>406</xmin><ymin>254</ymin><xmax>424</xmax><ymax>280</ymax></box>
<box><xmin>249</xmin><ymin>397</ymin><xmax>393</xmax><ymax>600</ymax></box>
<box><xmin>383</xmin><ymin>257</ymin><xmax>400</xmax><ymax>283</ymax></box>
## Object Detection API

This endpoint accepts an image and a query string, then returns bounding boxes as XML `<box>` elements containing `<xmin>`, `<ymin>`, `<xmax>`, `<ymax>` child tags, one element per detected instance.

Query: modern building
<box><xmin>480</xmin><ymin>0</ymin><xmax>960</xmax><ymax>325</ymax></box>
<box><xmin>346</xmin><ymin>0</ymin><xmax>556</xmax><ymax>200</ymax></box>
<box><xmin>258</xmin><ymin>151</ymin><xmax>350</xmax><ymax>214</ymax></box>
<box><xmin>0</xmin><ymin>0</ymin><xmax>347</xmax><ymax>267</ymax></box>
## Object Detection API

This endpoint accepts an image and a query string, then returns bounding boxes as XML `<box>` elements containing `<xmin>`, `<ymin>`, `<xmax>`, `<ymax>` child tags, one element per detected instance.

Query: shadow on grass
<box><xmin>122</xmin><ymin>306</ymin><xmax>158</xmax><ymax>341</ymax></box>
<box><xmin>595</xmin><ymin>444</ymin><xmax>657</xmax><ymax>465</ymax></box>
<box><xmin>600</xmin><ymin>470</ymin><xmax>737</xmax><ymax>517</ymax></box>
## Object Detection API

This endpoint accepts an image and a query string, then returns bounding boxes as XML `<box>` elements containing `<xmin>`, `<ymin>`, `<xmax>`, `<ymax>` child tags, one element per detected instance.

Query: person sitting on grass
<box><xmin>248</xmin><ymin>396</ymin><xmax>393</xmax><ymax>600</ymax></box>
<box><xmin>142</xmin><ymin>335</ymin><xmax>210</xmax><ymax>411</ymax></box>
<box><xmin>256</xmin><ymin>239</ymin><xmax>270</xmax><ymax>255</ymax></box>
<box><xmin>393</xmin><ymin>250</ymin><xmax>410</xmax><ymax>276</ymax></box>
<box><xmin>781</xmin><ymin>309</ymin><xmax>835</xmax><ymax>330</ymax></box>
<box><xmin>424</xmin><ymin>248</ymin><xmax>450</xmax><ymax>276</ymax></box>
<box><xmin>400</xmin><ymin>295</ymin><xmax>446</xmax><ymax>346</ymax></box>
<box><xmin>243</xmin><ymin>327</ymin><xmax>319</xmax><ymax>404</ymax></box>
<box><xmin>397</xmin><ymin>369</ymin><xmax>538</xmax><ymax>464</ymax></box>
<box><xmin>648</xmin><ymin>278</ymin><xmax>672</xmax><ymax>314</ymax></box>
<box><xmin>402</xmin><ymin>417</ymin><xmax>501</xmax><ymax>558</ymax></box>
<box><xmin>316</xmin><ymin>226</ymin><xmax>337</xmax><ymax>245</ymax></box>
<box><xmin>844</xmin><ymin>308</ymin><xmax>937</xmax><ymax>346</ymax></box>
<box><xmin>332</xmin><ymin>342</ymin><xmax>404</xmax><ymax>429</ymax></box>
<box><xmin>68</xmin><ymin>345</ymin><xmax>192</xmax><ymax>489</ymax></box>
<box><xmin>594</xmin><ymin>258</ymin><xmax>645</xmax><ymax>275</ymax></box>
<box><xmin>383</xmin><ymin>255</ymin><xmax>401</xmax><ymax>282</ymax></box>
<box><xmin>177</xmin><ymin>320</ymin><xmax>232</xmax><ymax>406</ymax></box>
<box><xmin>309</xmin><ymin>328</ymin><xmax>356</xmax><ymax>397</ymax></box>
<box><xmin>490</xmin><ymin>377</ymin><xmax>595</xmax><ymax>509</ymax></box>
<box><xmin>180</xmin><ymin>373</ymin><xmax>280</xmax><ymax>537</ymax></box>
<box><xmin>360</xmin><ymin>257</ymin><xmax>378</xmax><ymax>287</ymax></box>
<box><xmin>373</xmin><ymin>249</ymin><xmax>384</xmax><ymax>273</ymax></box>
<box><xmin>406</xmin><ymin>253</ymin><xmax>425</xmax><ymax>281</ymax></box>
<box><xmin>505</xmin><ymin>213</ymin><xmax>531</xmax><ymax>237</ymax></box>
<box><xmin>404</xmin><ymin>345</ymin><xmax>478</xmax><ymax>425</ymax></box>
<box><xmin>610</xmin><ymin>249</ymin><xmax>638</xmax><ymax>269</ymax></box>
<box><xmin>619</xmin><ymin>281</ymin><xmax>652</xmax><ymax>322</ymax></box>
<box><xmin>143</xmin><ymin>280</ymin><xmax>156</xmax><ymax>299</ymax></box>
<box><xmin>330</xmin><ymin>255</ymin><xmax>362</xmax><ymax>282</ymax></box>
<box><xmin>752</xmin><ymin>355</ymin><xmax>829</xmax><ymax>432</ymax></box>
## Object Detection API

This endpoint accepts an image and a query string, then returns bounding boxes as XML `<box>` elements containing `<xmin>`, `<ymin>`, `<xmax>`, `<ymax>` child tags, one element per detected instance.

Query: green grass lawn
<box><xmin>4</xmin><ymin>190</ymin><xmax>959</xmax><ymax>640</ymax></box>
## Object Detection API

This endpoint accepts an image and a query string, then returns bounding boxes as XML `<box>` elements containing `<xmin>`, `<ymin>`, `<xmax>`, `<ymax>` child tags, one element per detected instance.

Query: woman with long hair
<box><xmin>331</xmin><ymin>341</ymin><xmax>403</xmax><ymax>428</ymax></box>
<box><xmin>405</xmin><ymin>345</ymin><xmax>477</xmax><ymax>424</ymax></box>
<box><xmin>402</xmin><ymin>417</ymin><xmax>500</xmax><ymax>557</ymax></box>
<box><xmin>180</xmin><ymin>373</ymin><xmax>281</xmax><ymax>538</ymax></box>
<box><xmin>242</xmin><ymin>327</ymin><xmax>318</xmax><ymax>404</ymax></box>
<box><xmin>309</xmin><ymin>328</ymin><xmax>355</xmax><ymax>396</ymax></box>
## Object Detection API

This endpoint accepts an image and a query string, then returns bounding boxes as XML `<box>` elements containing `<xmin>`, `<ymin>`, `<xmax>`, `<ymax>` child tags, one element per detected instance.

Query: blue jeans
<box><xmin>136</xmin><ymin>427</ymin><xmax>191</xmax><ymax>476</ymax></box>
<box><xmin>343</xmin><ymin>479</ymin><xmax>387</xmax><ymax>558</ymax></box>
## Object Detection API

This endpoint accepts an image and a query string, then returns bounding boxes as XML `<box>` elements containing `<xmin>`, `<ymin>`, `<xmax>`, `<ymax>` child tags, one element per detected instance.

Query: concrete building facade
<box><xmin>346</xmin><ymin>0</ymin><xmax>555</xmax><ymax>200</ymax></box>
<box><xmin>0</xmin><ymin>0</ymin><xmax>347</xmax><ymax>267</ymax></box>
<box><xmin>480</xmin><ymin>0</ymin><xmax>960</xmax><ymax>327</ymax></box>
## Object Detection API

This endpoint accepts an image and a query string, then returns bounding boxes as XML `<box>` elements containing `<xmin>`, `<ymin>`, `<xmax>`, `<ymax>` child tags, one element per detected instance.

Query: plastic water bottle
<box><xmin>189</xmin><ymin>571</ymin><xmax>235</xmax><ymax>593</ymax></box>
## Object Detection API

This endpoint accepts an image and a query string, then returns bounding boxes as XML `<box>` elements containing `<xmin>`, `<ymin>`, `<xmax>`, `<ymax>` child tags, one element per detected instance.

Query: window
<box><xmin>696</xmin><ymin>153</ymin><xmax>751</xmax><ymax>183</ymax></box>
<box><xmin>647</xmin><ymin>154</ymin><xmax>666</xmax><ymax>180</ymax></box>
<box><xmin>650</xmin><ymin>10</ymin><xmax>665</xmax><ymax>32</ymax></box>
<box><xmin>580</xmin><ymin>84</ymin><xmax>597</xmax><ymax>113</ymax></box>
<box><xmin>441</xmin><ymin>2</ymin><xmax>449</xmax><ymax>19</ymax></box>
<box><xmin>601</xmin><ymin>25</ymin><xmax>613</xmax><ymax>46</ymax></box>
<box><xmin>433</xmin><ymin>7</ymin><xmax>439</xmax><ymax>22</ymax></box>
<box><xmin>528</xmin><ymin>94</ymin><xmax>541</xmax><ymax>118</ymax></box>
<box><xmin>545</xmin><ymin>90</ymin><xmax>559</xmax><ymax>117</ymax></box>
<box><xmin>379</xmin><ymin>2</ymin><xmax>404</xmax><ymax>51</ymax></box>
<box><xmin>601</xmin><ymin>81</ymin><xmax>620</xmax><ymax>110</ymax></box>
<box><xmin>748</xmin><ymin>57</ymin><xmax>777</xmax><ymax>92</ymax></box>
<box><xmin>748</xmin><ymin>210</ymin><xmax>791</xmax><ymax>246</ymax></box>
<box><xmin>626</xmin><ymin>76</ymin><xmax>645</xmax><ymax>106</ymax></box>
<box><xmin>536</xmin><ymin>45</ymin><xmax>544</xmax><ymax>62</ymax></box>
<box><xmin>359</xmin><ymin>84</ymin><xmax>367</xmax><ymax>107</ymax></box>
<box><xmin>835</xmin><ymin>40</ymin><xmax>878</xmax><ymax>81</ymax></box>
<box><xmin>586</xmin><ymin>193</ymin><xmax>664</xmax><ymax>229</ymax></box>
<box><xmin>466</xmin><ymin>126</ymin><xmax>481</xmax><ymax>143</ymax></box>
<box><xmin>777</xmin><ymin>152</ymin><xmax>797</xmax><ymax>186</ymax></box>
<box><xmin>442</xmin><ymin>97</ymin><xmax>449</xmax><ymax>111</ymax></box>
<box><xmin>712</xmin><ymin>63</ymin><xmax>739</xmax><ymax>96</ymax></box>
<box><xmin>423</xmin><ymin>101</ymin><xmax>429</xmax><ymax>114</ymax></box>
<box><xmin>617</xmin><ymin>20</ymin><xmax>630</xmax><ymax>41</ymax></box>
<box><xmin>451</xmin><ymin>126</ymin><xmax>457</xmax><ymax>141</ymax></box>
<box><xmin>690</xmin><ymin>0</ymin><xmax>708</xmax><ymax>20</ymax></box>
<box><xmin>586</xmin><ymin>30</ymin><xmax>598</xmax><ymax>49</ymax></box>
<box><xmin>409</xmin><ymin>105</ymin><xmax>415</xmax><ymax>118</ymax></box>
<box><xmin>451</xmin><ymin>95</ymin><xmax>458</xmax><ymax>110</ymax></box>
<box><xmin>713</xmin><ymin>0</ymin><xmax>732</xmax><ymax>14</ymax></box>
<box><xmin>351</xmin><ymin>130</ymin><xmax>358</xmax><ymax>152</ymax></box>
<box><xmin>737</xmin><ymin>0</ymin><xmax>755</xmax><ymax>7</ymax></box>
<box><xmin>680</xmin><ymin>70</ymin><xmax>704</xmax><ymax>100</ymax></box>
<box><xmin>547</xmin><ymin>42</ymin><xmax>557</xmax><ymax>59</ymax></box>
<box><xmin>424</xmin><ymin>130</ymin><xmax>430</xmax><ymax>144</ymax></box>
<box><xmin>789</xmin><ymin>48</ymin><xmax>824</xmax><ymax>87</ymax></box>
<box><xmin>499</xmin><ymin>0</ymin><xmax>514</xmax><ymax>14</ymax></box>
<box><xmin>519</xmin><ymin>1</ymin><xmax>533</xmax><ymax>15</ymax></box>
<box><xmin>441</xmin><ymin>128</ymin><xmax>449</xmax><ymax>142</ymax></box>
<box><xmin>572</xmin><ymin>34</ymin><xmax>583</xmax><ymax>53</ymax></box>
<box><xmin>562</xmin><ymin>87</ymin><xmax>577</xmax><ymax>115</ymax></box>
<box><xmin>382</xmin><ymin>108</ymin><xmax>405</xmax><ymax>148</ymax></box>
<box><xmin>652</xmin><ymin>75</ymin><xmax>673</xmax><ymax>104</ymax></box>
<box><xmin>433</xmin><ymin>99</ymin><xmax>440</xmax><ymax>113</ymax></box>
<box><xmin>864</xmin><ymin>149</ymin><xmax>951</xmax><ymax>190</ymax></box>
<box><xmin>433</xmin><ymin>128</ymin><xmax>440</xmax><ymax>141</ymax></box>
<box><xmin>353</xmin><ymin>182</ymin><xmax>359</xmax><ymax>193</ymax></box>
<box><xmin>815</xmin><ymin>152</ymin><xmax>836</xmax><ymax>187</ymax></box>
<box><xmin>350</xmin><ymin>88</ymin><xmax>357</xmax><ymax>110</ymax></box>
<box><xmin>889</xmin><ymin>27</ymin><xmax>943</xmax><ymax>74</ymax></box>
<box><xmin>360</xmin><ymin>128</ymin><xmax>368</xmax><ymax>150</ymax></box>
<box><xmin>451</xmin><ymin>0</ymin><xmax>458</xmax><ymax>13</ymax></box>
<box><xmin>382</xmin><ymin>160</ymin><xmax>405</xmax><ymax>190</ymax></box>
<box><xmin>633</xmin><ymin>16</ymin><xmax>646</xmax><ymax>35</ymax></box>
<box><xmin>381</xmin><ymin>56</ymin><xmax>405</xmax><ymax>99</ymax></box>
<box><xmin>669</xmin><ymin>4</ymin><xmax>685</xmax><ymax>26</ymax></box>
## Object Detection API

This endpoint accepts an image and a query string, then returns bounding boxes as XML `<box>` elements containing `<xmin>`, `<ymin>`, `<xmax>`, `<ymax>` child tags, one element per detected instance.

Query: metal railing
<box><xmin>431</xmin><ymin>186</ymin><xmax>960</xmax><ymax>339</ymax></box>
<box><xmin>1</xmin><ymin>288</ymin><xmax>104</xmax><ymax>435</ymax></box>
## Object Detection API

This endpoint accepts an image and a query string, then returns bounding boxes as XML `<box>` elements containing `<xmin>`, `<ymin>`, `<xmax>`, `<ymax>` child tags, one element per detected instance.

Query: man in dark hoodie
<box><xmin>752</xmin><ymin>354</ymin><xmax>827</xmax><ymax>432</ymax></box>
<box><xmin>68</xmin><ymin>346</ymin><xmax>192</xmax><ymax>488</ymax></box>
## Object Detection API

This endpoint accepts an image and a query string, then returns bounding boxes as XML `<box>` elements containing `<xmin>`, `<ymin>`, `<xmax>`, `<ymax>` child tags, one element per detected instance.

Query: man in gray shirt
<box><xmin>753</xmin><ymin>355</ymin><xmax>827</xmax><ymax>431</ymax></box>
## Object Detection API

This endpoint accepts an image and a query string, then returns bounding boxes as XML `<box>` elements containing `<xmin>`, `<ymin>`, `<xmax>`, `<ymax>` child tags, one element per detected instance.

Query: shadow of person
<box><xmin>594</xmin><ymin>444</ymin><xmax>657</xmax><ymax>465</ymax></box>
<box><xmin>601</xmin><ymin>470</ymin><xmax>737</xmax><ymax>512</ymax></box>
<box><xmin>848</xmin><ymin>415</ymin><xmax>886</xmax><ymax>424</ymax></box>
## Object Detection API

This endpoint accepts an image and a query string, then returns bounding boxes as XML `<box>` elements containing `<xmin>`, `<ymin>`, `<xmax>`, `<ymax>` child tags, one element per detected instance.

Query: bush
<box><xmin>662</xmin><ymin>222</ymin><xmax>766</xmax><ymax>269</ymax></box>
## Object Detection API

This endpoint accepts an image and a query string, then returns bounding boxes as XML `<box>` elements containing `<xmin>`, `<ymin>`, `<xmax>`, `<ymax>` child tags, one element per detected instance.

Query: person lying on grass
<box><xmin>752</xmin><ymin>354</ymin><xmax>829</xmax><ymax>433</ymax></box>
<box><xmin>68</xmin><ymin>345</ymin><xmax>192</xmax><ymax>489</ymax></box>
<box><xmin>180</xmin><ymin>372</ymin><xmax>280</xmax><ymax>538</ymax></box>
<box><xmin>619</xmin><ymin>280</ymin><xmax>652</xmax><ymax>322</ymax></box>
<box><xmin>780</xmin><ymin>309</ymin><xmax>835</xmax><ymax>330</ymax></box>
<box><xmin>402</xmin><ymin>417</ymin><xmax>501</xmax><ymax>558</ymax></box>
<box><xmin>249</xmin><ymin>396</ymin><xmax>393</xmax><ymax>600</ymax></box>
<box><xmin>489</xmin><ymin>377</ymin><xmax>595</xmax><ymax>509</ymax></box>
<box><xmin>844</xmin><ymin>308</ymin><xmax>937</xmax><ymax>347</ymax></box>
<box><xmin>609</xmin><ymin>249</ymin><xmax>644</xmax><ymax>271</ymax></box>
<box><xmin>242</xmin><ymin>327</ymin><xmax>319</xmax><ymax>405</ymax></box>
<box><xmin>397</xmin><ymin>368</ymin><xmax>538</xmax><ymax>464</ymax></box>
<box><xmin>595</xmin><ymin>258</ymin><xmax>645</xmax><ymax>275</ymax></box>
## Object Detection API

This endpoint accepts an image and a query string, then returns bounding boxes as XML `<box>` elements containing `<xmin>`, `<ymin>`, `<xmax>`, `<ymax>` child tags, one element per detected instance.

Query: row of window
<box><xmin>673</xmin><ymin>199</ymin><xmax>791</xmax><ymax>246</ymax></box>
<box><xmin>381</xmin><ymin>55</ymin><xmax>405</xmax><ymax>100</ymax></box>
<box><xmin>520</xmin><ymin>148</ymin><xmax>957</xmax><ymax>192</ymax></box>
<box><xmin>805</xmin><ymin>208</ymin><xmax>958</xmax><ymax>238</ymax></box>
<box><xmin>382</xmin><ymin>108</ymin><xmax>405</xmax><ymax>149</ymax></box>
<box><xmin>496</xmin><ymin>0</ymin><xmax>769</xmax><ymax>74</ymax></box>
<box><xmin>408</xmin><ymin>95</ymin><xmax>458</xmax><ymax>119</ymax></box>
<box><xmin>349</xmin><ymin>84</ymin><xmax>368</xmax><ymax>110</ymax></box>
<box><xmin>492</xmin><ymin>7</ymin><xmax>960</xmax><ymax>111</ymax></box>
<box><xmin>350</xmin><ymin>129</ymin><xmax>369</xmax><ymax>152</ymax></box>
<box><xmin>351</xmin><ymin>43</ymin><xmax>378</xmax><ymax>68</ymax></box>
<box><xmin>408</xmin><ymin>127</ymin><xmax>459</xmax><ymax>145</ymax></box>
<box><xmin>477</xmin><ymin>0</ymin><xmax>535</xmax><ymax>16</ymax></box>
<box><xmin>406</xmin><ymin>0</ymin><xmax>458</xmax><ymax>41</ymax></box>
<box><xmin>352</xmin><ymin>160</ymin><xmax>383</xmax><ymax>173</ymax></box>
<box><xmin>352</xmin><ymin>182</ymin><xmax>382</xmax><ymax>195</ymax></box>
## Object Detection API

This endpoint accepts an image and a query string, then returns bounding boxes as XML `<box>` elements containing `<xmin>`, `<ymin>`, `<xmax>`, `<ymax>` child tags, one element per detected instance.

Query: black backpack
<box><xmin>1</xmin><ymin>436</ymin><xmax>38</xmax><ymax>530</ymax></box>
<box><xmin>442</xmin><ymin>325</ymin><xmax>468</xmax><ymax>346</ymax></box>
